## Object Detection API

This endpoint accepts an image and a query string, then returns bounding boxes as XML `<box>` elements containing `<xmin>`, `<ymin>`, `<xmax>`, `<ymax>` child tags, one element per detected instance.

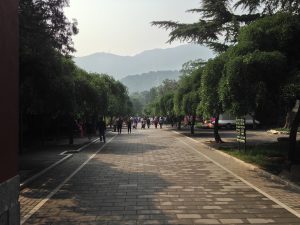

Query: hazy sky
<box><xmin>64</xmin><ymin>0</ymin><xmax>201</xmax><ymax>57</ymax></box>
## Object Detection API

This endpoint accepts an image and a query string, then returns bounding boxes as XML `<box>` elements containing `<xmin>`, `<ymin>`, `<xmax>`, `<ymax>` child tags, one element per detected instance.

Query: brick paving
<box><xmin>172</xmin><ymin>130</ymin><xmax>300</xmax><ymax>214</ymax></box>
<box><xmin>20</xmin><ymin>128</ymin><xmax>300</xmax><ymax>224</ymax></box>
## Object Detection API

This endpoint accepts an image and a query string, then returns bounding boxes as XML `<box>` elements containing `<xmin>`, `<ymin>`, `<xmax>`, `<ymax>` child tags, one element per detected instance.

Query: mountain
<box><xmin>74</xmin><ymin>44</ymin><xmax>214</xmax><ymax>80</ymax></box>
<box><xmin>121</xmin><ymin>70</ymin><xmax>180</xmax><ymax>93</ymax></box>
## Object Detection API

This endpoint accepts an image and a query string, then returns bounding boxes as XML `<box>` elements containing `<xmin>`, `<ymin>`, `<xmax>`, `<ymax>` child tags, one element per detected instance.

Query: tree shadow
<box><xmin>21</xmin><ymin>160</ymin><xmax>175</xmax><ymax>224</ymax></box>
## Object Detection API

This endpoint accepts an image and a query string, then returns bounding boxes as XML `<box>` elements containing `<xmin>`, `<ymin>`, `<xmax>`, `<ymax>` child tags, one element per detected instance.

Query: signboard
<box><xmin>236</xmin><ymin>118</ymin><xmax>246</xmax><ymax>151</ymax></box>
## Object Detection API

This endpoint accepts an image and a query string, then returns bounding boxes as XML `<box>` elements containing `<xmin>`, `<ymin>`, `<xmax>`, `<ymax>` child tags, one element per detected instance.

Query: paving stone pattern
<box><xmin>21</xmin><ymin>129</ymin><xmax>300</xmax><ymax>224</ymax></box>
<box><xmin>176</xmin><ymin>132</ymin><xmax>300</xmax><ymax>215</ymax></box>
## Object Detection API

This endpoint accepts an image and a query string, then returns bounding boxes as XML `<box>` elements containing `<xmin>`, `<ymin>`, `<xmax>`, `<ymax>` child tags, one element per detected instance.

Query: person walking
<box><xmin>159</xmin><ymin>116</ymin><xmax>164</xmax><ymax>129</ymax></box>
<box><xmin>117</xmin><ymin>117</ymin><xmax>123</xmax><ymax>134</ymax></box>
<box><xmin>154</xmin><ymin>116</ymin><xmax>158</xmax><ymax>129</ymax></box>
<box><xmin>96</xmin><ymin>116</ymin><xmax>106</xmax><ymax>142</ymax></box>
<box><xmin>141</xmin><ymin>118</ymin><xmax>146</xmax><ymax>129</ymax></box>
<box><xmin>127</xmin><ymin>117</ymin><xmax>132</xmax><ymax>134</ymax></box>
<box><xmin>146</xmin><ymin>117</ymin><xmax>151</xmax><ymax>128</ymax></box>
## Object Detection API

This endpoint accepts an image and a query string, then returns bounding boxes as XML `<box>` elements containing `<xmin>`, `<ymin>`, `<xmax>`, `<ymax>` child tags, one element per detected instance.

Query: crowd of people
<box><xmin>112</xmin><ymin>116</ymin><xmax>167</xmax><ymax>134</ymax></box>
<box><xmin>74</xmin><ymin>115</ymin><xmax>170</xmax><ymax>144</ymax></box>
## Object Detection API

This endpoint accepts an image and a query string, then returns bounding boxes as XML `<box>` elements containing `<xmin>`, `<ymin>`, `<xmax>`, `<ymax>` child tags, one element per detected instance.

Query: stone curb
<box><xmin>198</xmin><ymin>140</ymin><xmax>300</xmax><ymax>192</ymax></box>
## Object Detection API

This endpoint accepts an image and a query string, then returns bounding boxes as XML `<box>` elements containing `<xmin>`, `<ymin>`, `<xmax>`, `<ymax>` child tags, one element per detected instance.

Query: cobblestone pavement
<box><xmin>21</xmin><ymin>128</ymin><xmax>300</xmax><ymax>225</ymax></box>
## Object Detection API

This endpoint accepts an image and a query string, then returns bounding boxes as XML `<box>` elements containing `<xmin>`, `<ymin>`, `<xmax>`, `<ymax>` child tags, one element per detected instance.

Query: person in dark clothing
<box><xmin>117</xmin><ymin>117</ymin><xmax>123</xmax><ymax>134</ymax></box>
<box><xmin>127</xmin><ymin>118</ymin><xmax>132</xmax><ymax>134</ymax></box>
<box><xmin>146</xmin><ymin>118</ymin><xmax>151</xmax><ymax>128</ymax></box>
<box><xmin>96</xmin><ymin>117</ymin><xmax>106</xmax><ymax>142</ymax></box>
<box><xmin>154</xmin><ymin>117</ymin><xmax>158</xmax><ymax>128</ymax></box>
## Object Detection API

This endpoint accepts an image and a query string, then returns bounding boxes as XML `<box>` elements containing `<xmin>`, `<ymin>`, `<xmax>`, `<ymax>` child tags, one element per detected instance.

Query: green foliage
<box><xmin>221</xmin><ymin>51</ymin><xmax>287</xmax><ymax>116</ymax></box>
<box><xmin>282</xmin><ymin>72</ymin><xmax>300</xmax><ymax>109</ymax></box>
<box><xmin>152</xmin><ymin>0</ymin><xmax>260</xmax><ymax>52</ymax></box>
<box><xmin>20</xmin><ymin>0</ymin><xmax>132</xmax><ymax>144</ymax></box>
<box><xmin>121</xmin><ymin>70</ymin><xmax>180</xmax><ymax>93</ymax></box>
<box><xmin>220</xmin><ymin>13</ymin><xmax>300</xmax><ymax>124</ymax></box>
<box><xmin>20</xmin><ymin>0</ymin><xmax>78</xmax><ymax>56</ymax></box>
<box><xmin>238</xmin><ymin>13</ymin><xmax>300</xmax><ymax>61</ymax></box>
<box><xmin>234</xmin><ymin>0</ymin><xmax>300</xmax><ymax>14</ymax></box>
<box><xmin>153</xmin><ymin>1</ymin><xmax>300</xmax><ymax>53</ymax></box>
<box><xmin>199</xmin><ymin>55</ymin><xmax>227</xmax><ymax>117</ymax></box>
<box><xmin>139</xmin><ymin>79</ymin><xmax>179</xmax><ymax>116</ymax></box>
<box><xmin>180</xmin><ymin>59</ymin><xmax>206</xmax><ymax>76</ymax></box>
<box><xmin>159</xmin><ymin>93</ymin><xmax>175</xmax><ymax>116</ymax></box>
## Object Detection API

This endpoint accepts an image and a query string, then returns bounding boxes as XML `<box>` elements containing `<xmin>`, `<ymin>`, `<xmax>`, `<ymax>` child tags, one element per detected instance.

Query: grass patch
<box><xmin>217</xmin><ymin>142</ymin><xmax>294</xmax><ymax>174</ymax></box>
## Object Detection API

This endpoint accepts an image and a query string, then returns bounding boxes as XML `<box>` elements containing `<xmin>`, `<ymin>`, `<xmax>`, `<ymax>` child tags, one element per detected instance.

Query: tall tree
<box><xmin>20</xmin><ymin>0</ymin><xmax>78</xmax><ymax>145</ymax></box>
<box><xmin>221</xmin><ymin>13</ymin><xmax>300</xmax><ymax>163</ymax></box>
<box><xmin>173</xmin><ymin>65</ymin><xmax>203</xmax><ymax>133</ymax></box>
<box><xmin>152</xmin><ymin>0</ymin><xmax>300</xmax><ymax>53</ymax></box>
<box><xmin>199</xmin><ymin>55</ymin><xmax>227</xmax><ymax>142</ymax></box>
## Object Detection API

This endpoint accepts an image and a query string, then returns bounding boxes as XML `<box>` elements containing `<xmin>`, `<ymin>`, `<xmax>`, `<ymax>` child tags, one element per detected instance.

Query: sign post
<box><xmin>236</xmin><ymin>118</ymin><xmax>246</xmax><ymax>151</ymax></box>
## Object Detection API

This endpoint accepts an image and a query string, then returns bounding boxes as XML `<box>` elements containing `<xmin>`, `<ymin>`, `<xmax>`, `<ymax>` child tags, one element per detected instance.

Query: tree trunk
<box><xmin>284</xmin><ymin>111</ymin><xmax>295</xmax><ymax>129</ymax></box>
<box><xmin>288</xmin><ymin>102</ymin><xmax>300</xmax><ymax>164</ymax></box>
<box><xmin>213</xmin><ymin>114</ymin><xmax>223</xmax><ymax>143</ymax></box>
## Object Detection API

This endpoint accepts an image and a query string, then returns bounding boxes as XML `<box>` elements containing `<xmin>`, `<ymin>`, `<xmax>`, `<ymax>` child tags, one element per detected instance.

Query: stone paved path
<box><xmin>171</xmin><ymin>130</ymin><xmax>300</xmax><ymax>214</ymax></box>
<box><xmin>20</xmin><ymin>128</ymin><xmax>300</xmax><ymax>224</ymax></box>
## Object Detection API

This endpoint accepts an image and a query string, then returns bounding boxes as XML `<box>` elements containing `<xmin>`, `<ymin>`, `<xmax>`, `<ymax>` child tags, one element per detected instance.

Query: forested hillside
<box><xmin>74</xmin><ymin>44</ymin><xmax>214</xmax><ymax>80</ymax></box>
<box><xmin>121</xmin><ymin>70</ymin><xmax>180</xmax><ymax>93</ymax></box>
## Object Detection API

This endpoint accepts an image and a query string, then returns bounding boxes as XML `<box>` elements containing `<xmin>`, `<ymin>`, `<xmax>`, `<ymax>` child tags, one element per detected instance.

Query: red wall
<box><xmin>0</xmin><ymin>0</ymin><xmax>19</xmax><ymax>182</ymax></box>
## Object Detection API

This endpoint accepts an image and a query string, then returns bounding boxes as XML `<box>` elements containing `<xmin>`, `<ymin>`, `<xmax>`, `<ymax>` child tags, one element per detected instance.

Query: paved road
<box><xmin>20</xmin><ymin>128</ymin><xmax>300</xmax><ymax>225</ymax></box>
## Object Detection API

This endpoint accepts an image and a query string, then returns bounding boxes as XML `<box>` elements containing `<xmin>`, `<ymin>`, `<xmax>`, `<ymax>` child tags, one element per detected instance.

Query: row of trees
<box><xmin>146</xmin><ymin>0</ymin><xmax>300</xmax><ymax>164</ymax></box>
<box><xmin>20</xmin><ymin>0</ymin><xmax>132</xmax><ymax>146</ymax></box>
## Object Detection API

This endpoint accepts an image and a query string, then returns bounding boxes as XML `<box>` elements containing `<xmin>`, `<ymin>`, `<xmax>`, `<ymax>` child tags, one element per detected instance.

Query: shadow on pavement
<box><xmin>21</xmin><ymin>160</ymin><xmax>174</xmax><ymax>224</ymax></box>
<box><xmin>19</xmin><ymin>137</ymin><xmax>96</xmax><ymax>183</ymax></box>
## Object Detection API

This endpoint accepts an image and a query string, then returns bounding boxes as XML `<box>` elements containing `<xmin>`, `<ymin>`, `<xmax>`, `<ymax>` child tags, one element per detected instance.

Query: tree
<box><xmin>106</xmin><ymin>77</ymin><xmax>132</xmax><ymax>118</ymax></box>
<box><xmin>20</xmin><ymin>0</ymin><xmax>78</xmax><ymax>56</ymax></box>
<box><xmin>173</xmin><ymin>64</ymin><xmax>203</xmax><ymax>133</ymax></box>
<box><xmin>19</xmin><ymin>0</ymin><xmax>78</xmax><ymax>146</ymax></box>
<box><xmin>159</xmin><ymin>93</ymin><xmax>175</xmax><ymax>116</ymax></box>
<box><xmin>152</xmin><ymin>0</ymin><xmax>300</xmax><ymax>53</ymax></box>
<box><xmin>221</xmin><ymin>13</ymin><xmax>300</xmax><ymax>163</ymax></box>
<box><xmin>199</xmin><ymin>55</ymin><xmax>227</xmax><ymax>142</ymax></box>
<box><xmin>220</xmin><ymin>51</ymin><xmax>287</xmax><ymax>122</ymax></box>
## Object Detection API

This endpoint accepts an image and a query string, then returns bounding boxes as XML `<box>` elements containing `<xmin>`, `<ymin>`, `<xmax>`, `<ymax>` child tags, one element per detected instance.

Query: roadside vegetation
<box><xmin>20</xmin><ymin>0</ymin><xmax>132</xmax><ymax>148</ymax></box>
<box><xmin>132</xmin><ymin>0</ymin><xmax>300</xmax><ymax>166</ymax></box>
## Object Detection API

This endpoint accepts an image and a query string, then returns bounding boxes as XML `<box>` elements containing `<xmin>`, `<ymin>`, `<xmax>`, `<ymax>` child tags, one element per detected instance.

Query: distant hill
<box><xmin>74</xmin><ymin>44</ymin><xmax>214</xmax><ymax>80</ymax></box>
<box><xmin>121</xmin><ymin>70</ymin><xmax>180</xmax><ymax>93</ymax></box>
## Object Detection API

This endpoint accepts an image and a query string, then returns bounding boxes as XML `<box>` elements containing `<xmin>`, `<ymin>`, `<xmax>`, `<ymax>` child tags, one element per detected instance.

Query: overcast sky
<box><xmin>64</xmin><ymin>0</ymin><xmax>201</xmax><ymax>57</ymax></box>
